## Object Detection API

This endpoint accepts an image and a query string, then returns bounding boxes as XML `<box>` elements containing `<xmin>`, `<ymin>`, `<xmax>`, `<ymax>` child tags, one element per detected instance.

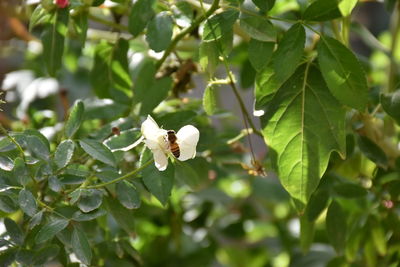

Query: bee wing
<box><xmin>176</xmin><ymin>125</ymin><xmax>199</xmax><ymax>161</ymax></box>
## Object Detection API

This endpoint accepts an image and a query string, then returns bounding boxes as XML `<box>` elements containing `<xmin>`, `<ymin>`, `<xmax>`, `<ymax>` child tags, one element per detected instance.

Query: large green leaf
<box><xmin>4</xmin><ymin>218</ymin><xmax>24</xmax><ymax>246</ymax></box>
<box><xmin>19</xmin><ymin>189</ymin><xmax>37</xmax><ymax>217</ymax></box>
<box><xmin>90</xmin><ymin>39</ymin><xmax>132</xmax><ymax>103</ymax></box>
<box><xmin>303</xmin><ymin>0</ymin><xmax>342</xmax><ymax>21</ymax></box>
<box><xmin>105</xmin><ymin>197</ymin><xmax>136</xmax><ymax>234</ymax></box>
<box><xmin>146</xmin><ymin>12</ymin><xmax>173</xmax><ymax>52</ymax></box>
<box><xmin>318</xmin><ymin>36</ymin><xmax>368</xmax><ymax>110</ymax></box>
<box><xmin>65</xmin><ymin>100</ymin><xmax>84</xmax><ymax>138</ymax></box>
<box><xmin>116</xmin><ymin>181</ymin><xmax>141</xmax><ymax>209</ymax></box>
<box><xmin>54</xmin><ymin>139</ymin><xmax>75</xmax><ymax>169</ymax></box>
<box><xmin>71</xmin><ymin>227</ymin><xmax>92</xmax><ymax>265</ymax></box>
<box><xmin>202</xmin><ymin>9</ymin><xmax>239</xmax><ymax>42</ymax></box>
<box><xmin>41</xmin><ymin>8</ymin><xmax>69</xmax><ymax>76</ymax></box>
<box><xmin>381</xmin><ymin>90</ymin><xmax>400</xmax><ymax>125</ymax></box>
<box><xmin>248</xmin><ymin>39</ymin><xmax>274</xmax><ymax>71</ymax></box>
<box><xmin>79</xmin><ymin>139</ymin><xmax>116</xmax><ymax>167</ymax></box>
<box><xmin>128</xmin><ymin>0</ymin><xmax>155</xmax><ymax>36</ymax></box>
<box><xmin>35</xmin><ymin>219</ymin><xmax>69</xmax><ymax>244</ymax></box>
<box><xmin>133</xmin><ymin>60</ymin><xmax>172</xmax><ymax>115</ymax></box>
<box><xmin>326</xmin><ymin>201</ymin><xmax>347</xmax><ymax>253</ymax></box>
<box><xmin>260</xmin><ymin>63</ymin><xmax>346</xmax><ymax>206</ymax></box>
<box><xmin>273</xmin><ymin>23</ymin><xmax>305</xmax><ymax>81</ymax></box>
<box><xmin>239</xmin><ymin>12</ymin><xmax>276</xmax><ymax>42</ymax></box>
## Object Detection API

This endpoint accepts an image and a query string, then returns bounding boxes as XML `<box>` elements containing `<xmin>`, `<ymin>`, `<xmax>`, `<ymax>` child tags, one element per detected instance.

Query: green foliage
<box><xmin>1</xmin><ymin>0</ymin><xmax>400</xmax><ymax>266</ymax></box>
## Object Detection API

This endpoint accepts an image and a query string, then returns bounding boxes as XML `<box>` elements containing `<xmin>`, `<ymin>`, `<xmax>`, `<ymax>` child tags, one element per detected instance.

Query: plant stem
<box><xmin>388</xmin><ymin>2</ymin><xmax>400</xmax><ymax>93</ymax></box>
<box><xmin>88</xmin><ymin>13</ymin><xmax>129</xmax><ymax>32</ymax></box>
<box><xmin>331</xmin><ymin>20</ymin><xmax>344</xmax><ymax>43</ymax></box>
<box><xmin>83</xmin><ymin>159</ymin><xmax>154</xmax><ymax>189</ymax></box>
<box><xmin>155</xmin><ymin>0</ymin><xmax>220</xmax><ymax>70</ymax></box>
<box><xmin>0</xmin><ymin>124</ymin><xmax>25</xmax><ymax>161</ymax></box>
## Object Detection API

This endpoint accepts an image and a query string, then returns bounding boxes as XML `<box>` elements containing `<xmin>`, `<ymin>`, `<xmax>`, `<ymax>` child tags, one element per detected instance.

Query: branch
<box><xmin>83</xmin><ymin>159</ymin><xmax>154</xmax><ymax>189</ymax></box>
<box><xmin>155</xmin><ymin>0</ymin><xmax>220</xmax><ymax>70</ymax></box>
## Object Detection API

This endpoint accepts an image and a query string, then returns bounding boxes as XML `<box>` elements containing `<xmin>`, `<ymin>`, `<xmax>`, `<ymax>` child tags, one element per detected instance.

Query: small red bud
<box><xmin>55</xmin><ymin>0</ymin><xmax>69</xmax><ymax>8</ymax></box>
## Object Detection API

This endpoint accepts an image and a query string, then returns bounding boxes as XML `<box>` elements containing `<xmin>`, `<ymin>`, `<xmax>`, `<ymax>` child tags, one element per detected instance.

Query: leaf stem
<box><xmin>155</xmin><ymin>0</ymin><xmax>220</xmax><ymax>70</ymax></box>
<box><xmin>83</xmin><ymin>159</ymin><xmax>154</xmax><ymax>189</ymax></box>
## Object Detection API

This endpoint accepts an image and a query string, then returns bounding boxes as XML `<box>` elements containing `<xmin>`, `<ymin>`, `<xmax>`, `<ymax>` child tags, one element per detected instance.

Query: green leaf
<box><xmin>239</xmin><ymin>13</ymin><xmax>276</xmax><ymax>42</ymax></box>
<box><xmin>260</xmin><ymin>64</ymin><xmax>346</xmax><ymax>206</ymax></box>
<box><xmin>19</xmin><ymin>189</ymin><xmax>37</xmax><ymax>217</ymax></box>
<box><xmin>90</xmin><ymin>39</ymin><xmax>132</xmax><ymax>102</ymax></box>
<box><xmin>26</xmin><ymin>135</ymin><xmax>50</xmax><ymax>160</ymax></box>
<box><xmin>199</xmin><ymin>41</ymin><xmax>220</xmax><ymax>75</ymax></box>
<box><xmin>305</xmin><ymin>189</ymin><xmax>330</xmax><ymax>221</ymax></box>
<box><xmin>0</xmin><ymin>156</ymin><xmax>14</xmax><ymax>171</ymax></box>
<box><xmin>29</xmin><ymin>210</ymin><xmax>44</xmax><ymax>229</ymax></box>
<box><xmin>357</xmin><ymin>135</ymin><xmax>388</xmax><ymax>167</ymax></box>
<box><xmin>303</xmin><ymin>0</ymin><xmax>342</xmax><ymax>21</ymax></box>
<box><xmin>79</xmin><ymin>139</ymin><xmax>116</xmax><ymax>167</ymax></box>
<box><xmin>104</xmin><ymin>128</ymin><xmax>142</xmax><ymax>152</ymax></box>
<box><xmin>54</xmin><ymin>140</ymin><xmax>75</xmax><ymax>169</ymax></box>
<box><xmin>105</xmin><ymin>197</ymin><xmax>136</xmax><ymax>234</ymax></box>
<box><xmin>41</xmin><ymin>8</ymin><xmax>69</xmax><ymax>76</ymax></box>
<box><xmin>116</xmin><ymin>181</ymin><xmax>141</xmax><ymax>209</ymax></box>
<box><xmin>128</xmin><ymin>0</ymin><xmax>155</xmax><ymax>36</ymax></box>
<box><xmin>334</xmin><ymin>183</ymin><xmax>368</xmax><ymax>198</ymax></box>
<box><xmin>339</xmin><ymin>0</ymin><xmax>358</xmax><ymax>16</ymax></box>
<box><xmin>0</xmin><ymin>195</ymin><xmax>18</xmax><ymax>213</ymax></box>
<box><xmin>71</xmin><ymin>227</ymin><xmax>92</xmax><ymax>265</ymax></box>
<box><xmin>13</xmin><ymin>157</ymin><xmax>29</xmax><ymax>186</ymax></box>
<box><xmin>142</xmin><ymin>151</ymin><xmax>175</xmax><ymax>205</ymax></box>
<box><xmin>72</xmin><ymin>209</ymin><xmax>107</xmax><ymax>221</ymax></box>
<box><xmin>251</xmin><ymin>0</ymin><xmax>275</xmax><ymax>11</ymax></box>
<box><xmin>35</xmin><ymin>219</ymin><xmax>69</xmax><ymax>244</ymax></box>
<box><xmin>273</xmin><ymin>23</ymin><xmax>305</xmax><ymax>81</ymax></box>
<box><xmin>175</xmin><ymin>161</ymin><xmax>202</xmax><ymax>190</ymax></box>
<box><xmin>29</xmin><ymin>4</ymin><xmax>51</xmax><ymax>31</ymax></box>
<box><xmin>371</xmin><ymin>219</ymin><xmax>387</xmax><ymax>255</ymax></box>
<box><xmin>146</xmin><ymin>12</ymin><xmax>173</xmax><ymax>52</ymax></box>
<box><xmin>203</xmin><ymin>84</ymin><xmax>218</xmax><ymax>115</ymax></box>
<box><xmin>318</xmin><ymin>36</ymin><xmax>368</xmax><ymax>110</ymax></box>
<box><xmin>77</xmin><ymin>189</ymin><xmax>103</xmax><ymax>213</ymax></box>
<box><xmin>381</xmin><ymin>90</ymin><xmax>400</xmax><ymax>125</ymax></box>
<box><xmin>65</xmin><ymin>100</ymin><xmax>84</xmax><ymax>138</ymax></box>
<box><xmin>4</xmin><ymin>218</ymin><xmax>24</xmax><ymax>246</ymax></box>
<box><xmin>133</xmin><ymin>60</ymin><xmax>173</xmax><ymax>115</ymax></box>
<box><xmin>71</xmin><ymin>11</ymin><xmax>88</xmax><ymax>46</ymax></box>
<box><xmin>32</xmin><ymin>245</ymin><xmax>59</xmax><ymax>265</ymax></box>
<box><xmin>203</xmin><ymin>9</ymin><xmax>239</xmax><ymax>41</ymax></box>
<box><xmin>326</xmin><ymin>201</ymin><xmax>347</xmax><ymax>254</ymax></box>
<box><xmin>248</xmin><ymin>39</ymin><xmax>274</xmax><ymax>71</ymax></box>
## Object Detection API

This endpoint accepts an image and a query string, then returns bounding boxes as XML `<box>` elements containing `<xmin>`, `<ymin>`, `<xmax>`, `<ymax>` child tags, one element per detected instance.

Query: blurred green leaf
<box><xmin>90</xmin><ymin>39</ymin><xmax>132</xmax><ymax>102</ymax></box>
<box><xmin>116</xmin><ymin>181</ymin><xmax>141</xmax><ymax>209</ymax></box>
<box><xmin>248</xmin><ymin>39</ymin><xmax>274</xmax><ymax>71</ymax></box>
<box><xmin>29</xmin><ymin>210</ymin><xmax>44</xmax><ymax>229</ymax></box>
<box><xmin>146</xmin><ymin>12</ymin><xmax>173</xmax><ymax>52</ymax></box>
<box><xmin>128</xmin><ymin>0</ymin><xmax>155</xmax><ymax>36</ymax></box>
<box><xmin>261</xmin><ymin>64</ymin><xmax>346</xmax><ymax>206</ymax></box>
<box><xmin>370</xmin><ymin>218</ymin><xmax>387</xmax><ymax>256</ymax></box>
<box><xmin>203</xmin><ymin>84</ymin><xmax>218</xmax><ymax>115</ymax></box>
<box><xmin>41</xmin><ymin>8</ymin><xmax>69</xmax><ymax>76</ymax></box>
<box><xmin>29</xmin><ymin>4</ymin><xmax>50</xmax><ymax>31</ymax></box>
<box><xmin>72</xmin><ymin>227</ymin><xmax>92</xmax><ymax>265</ymax></box>
<box><xmin>4</xmin><ymin>218</ymin><xmax>24</xmax><ymax>246</ymax></box>
<box><xmin>19</xmin><ymin>189</ymin><xmax>37</xmax><ymax>217</ymax></box>
<box><xmin>252</xmin><ymin>0</ymin><xmax>275</xmax><ymax>11</ymax></box>
<box><xmin>77</xmin><ymin>189</ymin><xmax>103</xmax><ymax>213</ymax></box>
<box><xmin>54</xmin><ymin>139</ymin><xmax>75</xmax><ymax>169</ymax></box>
<box><xmin>357</xmin><ymin>135</ymin><xmax>388</xmax><ymax>167</ymax></box>
<box><xmin>79</xmin><ymin>139</ymin><xmax>116</xmax><ymax>167</ymax></box>
<box><xmin>0</xmin><ymin>195</ymin><xmax>18</xmax><ymax>213</ymax></box>
<box><xmin>339</xmin><ymin>0</ymin><xmax>358</xmax><ymax>16</ymax></box>
<box><xmin>303</xmin><ymin>0</ymin><xmax>342</xmax><ymax>21</ymax></box>
<box><xmin>239</xmin><ymin>13</ymin><xmax>276</xmax><ymax>42</ymax></box>
<box><xmin>0</xmin><ymin>156</ymin><xmax>14</xmax><ymax>171</ymax></box>
<box><xmin>35</xmin><ymin>219</ymin><xmax>69</xmax><ymax>244</ymax></box>
<box><xmin>381</xmin><ymin>90</ymin><xmax>400</xmax><ymax>125</ymax></box>
<box><xmin>326</xmin><ymin>201</ymin><xmax>347</xmax><ymax>253</ymax></box>
<box><xmin>305</xmin><ymin>189</ymin><xmax>330</xmax><ymax>221</ymax></box>
<box><xmin>203</xmin><ymin>10</ymin><xmax>239</xmax><ymax>41</ymax></box>
<box><xmin>334</xmin><ymin>183</ymin><xmax>368</xmax><ymax>198</ymax></box>
<box><xmin>65</xmin><ymin>100</ymin><xmax>84</xmax><ymax>138</ymax></box>
<box><xmin>175</xmin><ymin>161</ymin><xmax>201</xmax><ymax>190</ymax></box>
<box><xmin>273</xmin><ymin>23</ymin><xmax>305</xmax><ymax>81</ymax></box>
<box><xmin>32</xmin><ymin>245</ymin><xmax>60</xmax><ymax>265</ymax></box>
<box><xmin>199</xmin><ymin>41</ymin><xmax>220</xmax><ymax>75</ymax></box>
<box><xmin>318</xmin><ymin>36</ymin><xmax>368</xmax><ymax>110</ymax></box>
<box><xmin>300</xmin><ymin>215</ymin><xmax>315</xmax><ymax>253</ymax></box>
<box><xmin>105</xmin><ymin>197</ymin><xmax>136</xmax><ymax>234</ymax></box>
<box><xmin>71</xmin><ymin>11</ymin><xmax>88</xmax><ymax>46</ymax></box>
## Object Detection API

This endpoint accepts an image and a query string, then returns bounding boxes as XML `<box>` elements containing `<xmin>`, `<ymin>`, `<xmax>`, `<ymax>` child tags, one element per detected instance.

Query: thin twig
<box><xmin>83</xmin><ymin>159</ymin><xmax>154</xmax><ymax>189</ymax></box>
<box><xmin>88</xmin><ymin>13</ymin><xmax>129</xmax><ymax>32</ymax></box>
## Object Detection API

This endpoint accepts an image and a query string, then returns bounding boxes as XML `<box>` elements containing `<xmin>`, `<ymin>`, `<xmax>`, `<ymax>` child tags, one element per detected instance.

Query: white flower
<box><xmin>141</xmin><ymin>115</ymin><xmax>200</xmax><ymax>171</ymax></box>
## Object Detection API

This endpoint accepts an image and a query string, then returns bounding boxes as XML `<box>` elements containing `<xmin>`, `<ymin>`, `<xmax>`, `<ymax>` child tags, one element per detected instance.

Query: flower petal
<box><xmin>176</xmin><ymin>125</ymin><xmax>199</xmax><ymax>161</ymax></box>
<box><xmin>141</xmin><ymin>115</ymin><xmax>160</xmax><ymax>140</ymax></box>
<box><xmin>153</xmin><ymin>149</ymin><xmax>168</xmax><ymax>171</ymax></box>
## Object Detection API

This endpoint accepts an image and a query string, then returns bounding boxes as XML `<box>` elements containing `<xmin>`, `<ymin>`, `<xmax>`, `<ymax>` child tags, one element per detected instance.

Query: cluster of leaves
<box><xmin>1</xmin><ymin>0</ymin><xmax>400</xmax><ymax>266</ymax></box>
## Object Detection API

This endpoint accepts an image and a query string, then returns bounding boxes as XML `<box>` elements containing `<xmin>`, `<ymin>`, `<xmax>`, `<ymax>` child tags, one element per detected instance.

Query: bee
<box><xmin>167</xmin><ymin>130</ymin><xmax>180</xmax><ymax>158</ymax></box>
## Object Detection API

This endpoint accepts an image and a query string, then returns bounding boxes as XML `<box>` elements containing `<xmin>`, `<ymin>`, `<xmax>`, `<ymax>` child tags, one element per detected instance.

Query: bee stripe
<box><xmin>170</xmin><ymin>145</ymin><xmax>180</xmax><ymax>158</ymax></box>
